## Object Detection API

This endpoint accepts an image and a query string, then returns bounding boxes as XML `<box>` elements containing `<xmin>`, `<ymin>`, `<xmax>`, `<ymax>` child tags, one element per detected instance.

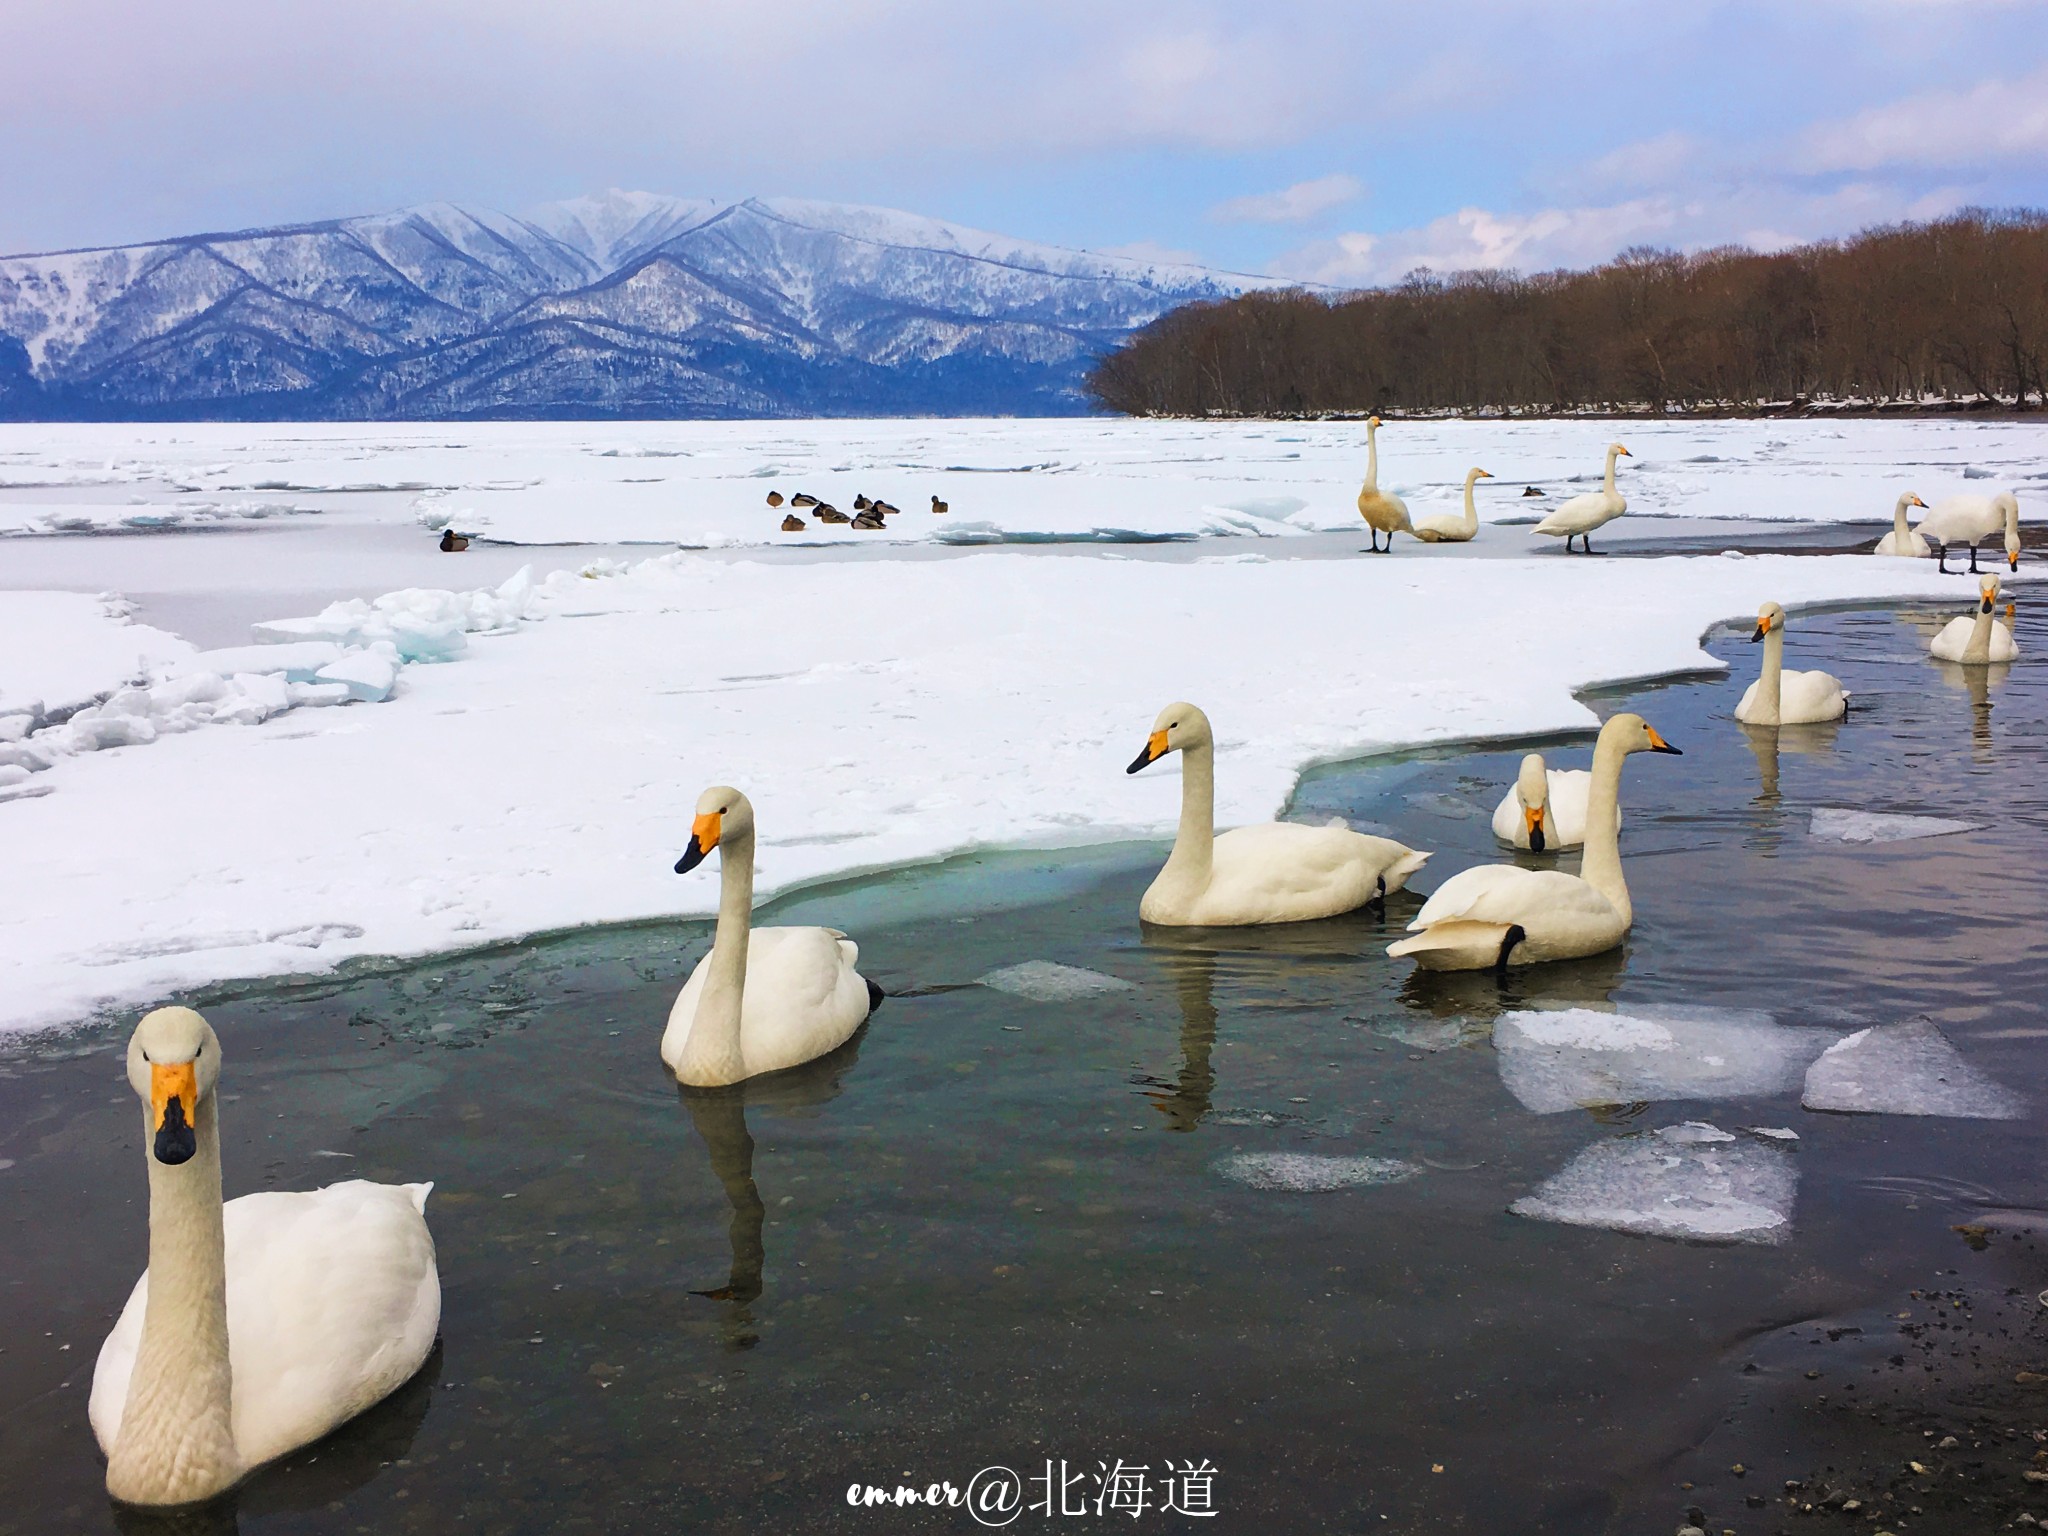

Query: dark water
<box><xmin>5</xmin><ymin>601</ymin><xmax>2048</xmax><ymax>1535</ymax></box>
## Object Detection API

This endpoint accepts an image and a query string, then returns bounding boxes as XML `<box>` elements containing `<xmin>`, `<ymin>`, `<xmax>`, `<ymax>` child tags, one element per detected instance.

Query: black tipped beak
<box><xmin>1528</xmin><ymin>825</ymin><xmax>1546</xmax><ymax>853</ymax></box>
<box><xmin>1653</xmin><ymin>742</ymin><xmax>1683</xmax><ymax>755</ymax></box>
<box><xmin>675</xmin><ymin>838</ymin><xmax>709</xmax><ymax>875</ymax></box>
<box><xmin>1749</xmin><ymin>625</ymin><xmax>1765</xmax><ymax>644</ymax></box>
<box><xmin>1126</xmin><ymin>747</ymin><xmax>1159</xmax><ymax>775</ymax></box>
<box><xmin>153</xmin><ymin>1097</ymin><xmax>196</xmax><ymax>1165</ymax></box>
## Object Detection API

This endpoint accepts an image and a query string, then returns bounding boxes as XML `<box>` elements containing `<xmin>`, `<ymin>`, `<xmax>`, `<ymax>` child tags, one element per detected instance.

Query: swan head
<box><xmin>676</xmin><ymin>785</ymin><xmax>754</xmax><ymax>874</ymax></box>
<box><xmin>1127</xmin><ymin>702</ymin><xmax>1211</xmax><ymax>774</ymax></box>
<box><xmin>1515</xmin><ymin>753</ymin><xmax>1549</xmax><ymax>850</ymax></box>
<box><xmin>127</xmin><ymin>1007</ymin><xmax>220</xmax><ymax>1167</ymax></box>
<box><xmin>1980</xmin><ymin>575</ymin><xmax>2001</xmax><ymax>613</ymax></box>
<box><xmin>1901</xmin><ymin>492</ymin><xmax>1927</xmax><ymax>512</ymax></box>
<box><xmin>1750</xmin><ymin>601</ymin><xmax>1785</xmax><ymax>643</ymax></box>
<box><xmin>1998</xmin><ymin>492</ymin><xmax>2021</xmax><ymax>568</ymax></box>
<box><xmin>1602</xmin><ymin>711</ymin><xmax>1681</xmax><ymax>757</ymax></box>
<box><xmin>1608</xmin><ymin>442</ymin><xmax>1631</xmax><ymax>460</ymax></box>
<box><xmin>1467</xmin><ymin>467</ymin><xmax>1493</xmax><ymax>486</ymax></box>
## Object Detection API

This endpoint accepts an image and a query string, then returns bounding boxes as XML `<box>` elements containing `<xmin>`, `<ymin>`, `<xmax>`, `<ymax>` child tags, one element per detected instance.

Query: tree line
<box><xmin>1085</xmin><ymin>209</ymin><xmax>2048</xmax><ymax>417</ymax></box>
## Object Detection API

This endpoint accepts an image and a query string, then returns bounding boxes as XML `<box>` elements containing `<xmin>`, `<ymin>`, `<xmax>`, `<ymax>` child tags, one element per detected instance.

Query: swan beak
<box><xmin>150</xmin><ymin>1060</ymin><xmax>199</xmax><ymax>1165</ymax></box>
<box><xmin>1910</xmin><ymin>495</ymin><xmax>1927</xmax><ymax>508</ymax></box>
<box><xmin>1524</xmin><ymin>806</ymin><xmax>1546</xmax><ymax>852</ymax></box>
<box><xmin>1478</xmin><ymin>469</ymin><xmax>1493</xmax><ymax>479</ymax></box>
<box><xmin>674</xmin><ymin>811</ymin><xmax>721</xmax><ymax>874</ymax></box>
<box><xmin>2010</xmin><ymin>551</ymin><xmax>2021</xmax><ymax>571</ymax></box>
<box><xmin>1749</xmin><ymin>621</ymin><xmax>1767</xmax><ymax>643</ymax></box>
<box><xmin>1644</xmin><ymin>725</ymin><xmax>1682</xmax><ymax>755</ymax></box>
<box><xmin>1617</xmin><ymin>445</ymin><xmax>1632</xmax><ymax>456</ymax></box>
<box><xmin>1127</xmin><ymin>729</ymin><xmax>1170</xmax><ymax>775</ymax></box>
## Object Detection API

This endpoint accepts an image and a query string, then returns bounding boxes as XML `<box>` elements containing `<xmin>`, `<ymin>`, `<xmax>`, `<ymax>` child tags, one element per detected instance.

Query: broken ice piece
<box><xmin>1808</xmin><ymin>808</ymin><xmax>1980</xmax><ymax>844</ymax></box>
<box><xmin>1801</xmin><ymin>1020</ymin><xmax>2024</xmax><ymax>1119</ymax></box>
<box><xmin>1748</xmin><ymin>1127</ymin><xmax>1800</xmax><ymax>1141</ymax></box>
<box><xmin>1495</xmin><ymin>1005</ymin><xmax>1836</xmax><ymax>1114</ymax></box>
<box><xmin>1215</xmin><ymin>1152</ymin><xmax>1421</xmax><ymax>1192</ymax></box>
<box><xmin>1371</xmin><ymin>1018</ymin><xmax>1486</xmax><ymax>1053</ymax></box>
<box><xmin>1659</xmin><ymin>1121</ymin><xmax>1736</xmax><ymax>1143</ymax></box>
<box><xmin>1510</xmin><ymin>1126</ymin><xmax>1796</xmax><ymax>1244</ymax></box>
<box><xmin>977</xmin><ymin>960</ymin><xmax>1134</xmax><ymax>1002</ymax></box>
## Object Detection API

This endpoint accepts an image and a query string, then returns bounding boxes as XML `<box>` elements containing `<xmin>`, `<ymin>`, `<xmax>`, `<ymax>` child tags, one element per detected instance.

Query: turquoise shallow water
<box><xmin>4</xmin><ymin>600</ymin><xmax>2047</xmax><ymax>1534</ymax></box>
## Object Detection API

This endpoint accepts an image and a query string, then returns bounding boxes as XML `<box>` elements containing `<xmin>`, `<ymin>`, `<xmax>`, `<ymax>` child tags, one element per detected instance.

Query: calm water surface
<box><xmin>4</xmin><ymin>600</ymin><xmax>2047</xmax><ymax>1534</ymax></box>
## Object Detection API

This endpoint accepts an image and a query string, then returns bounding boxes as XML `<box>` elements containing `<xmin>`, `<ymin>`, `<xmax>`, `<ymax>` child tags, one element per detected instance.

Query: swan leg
<box><xmin>1583</xmin><ymin>534</ymin><xmax>1595</xmax><ymax>555</ymax></box>
<box><xmin>1494</xmin><ymin>923</ymin><xmax>1528</xmax><ymax>973</ymax></box>
<box><xmin>1369</xmin><ymin>873</ymin><xmax>1387</xmax><ymax>917</ymax></box>
<box><xmin>1969</xmin><ymin>541</ymin><xmax>1982</xmax><ymax>574</ymax></box>
<box><xmin>1936</xmin><ymin>542</ymin><xmax>1951</xmax><ymax>574</ymax></box>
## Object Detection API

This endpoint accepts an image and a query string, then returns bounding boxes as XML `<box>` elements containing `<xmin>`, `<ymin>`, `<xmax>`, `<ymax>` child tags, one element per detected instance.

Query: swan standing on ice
<box><xmin>1736</xmin><ymin>602</ymin><xmax>1849</xmax><ymax>725</ymax></box>
<box><xmin>1356</xmin><ymin>416</ymin><xmax>1415</xmax><ymax>553</ymax></box>
<box><xmin>1533</xmin><ymin>443</ymin><xmax>1630</xmax><ymax>553</ymax></box>
<box><xmin>666</xmin><ymin>787</ymin><xmax>878</xmax><ymax>1086</ymax></box>
<box><xmin>1388</xmin><ymin>712</ymin><xmax>1680</xmax><ymax>971</ymax></box>
<box><xmin>90</xmin><ymin>1007</ymin><xmax>440</xmax><ymax>1507</ymax></box>
<box><xmin>1872</xmin><ymin>493</ymin><xmax>1930</xmax><ymax>557</ymax></box>
<box><xmin>1412</xmin><ymin>467</ymin><xmax>1492</xmax><ymax>543</ymax></box>
<box><xmin>1491</xmin><ymin>752</ymin><xmax>1604</xmax><ymax>851</ymax></box>
<box><xmin>1929</xmin><ymin>576</ymin><xmax>2020</xmax><ymax>664</ymax></box>
<box><xmin>1916</xmin><ymin>490</ymin><xmax>2020</xmax><ymax>574</ymax></box>
<box><xmin>1126</xmin><ymin>702</ymin><xmax>1429</xmax><ymax>924</ymax></box>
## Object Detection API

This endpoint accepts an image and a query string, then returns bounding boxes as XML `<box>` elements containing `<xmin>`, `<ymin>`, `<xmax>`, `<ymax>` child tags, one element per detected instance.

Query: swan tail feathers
<box><xmin>1387</xmin><ymin>919</ymin><xmax>1514</xmax><ymax>968</ymax></box>
<box><xmin>405</xmin><ymin>1181</ymin><xmax>434</xmax><ymax>1214</ymax></box>
<box><xmin>1384</xmin><ymin>848</ymin><xmax>1431</xmax><ymax>889</ymax></box>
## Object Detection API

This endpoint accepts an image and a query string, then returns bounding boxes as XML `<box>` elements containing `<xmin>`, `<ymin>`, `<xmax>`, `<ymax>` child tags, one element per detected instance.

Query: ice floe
<box><xmin>1495</xmin><ymin>1005</ymin><xmax>1838</xmax><ymax>1114</ymax></box>
<box><xmin>1510</xmin><ymin>1123</ymin><xmax>1797</xmax><ymax>1243</ymax></box>
<box><xmin>978</xmin><ymin>961</ymin><xmax>1135</xmax><ymax>1002</ymax></box>
<box><xmin>1801</xmin><ymin>1020</ymin><xmax>2025</xmax><ymax>1119</ymax></box>
<box><xmin>1215</xmin><ymin>1152</ymin><xmax>1422</xmax><ymax>1191</ymax></box>
<box><xmin>1808</xmin><ymin>808</ymin><xmax>1981</xmax><ymax>843</ymax></box>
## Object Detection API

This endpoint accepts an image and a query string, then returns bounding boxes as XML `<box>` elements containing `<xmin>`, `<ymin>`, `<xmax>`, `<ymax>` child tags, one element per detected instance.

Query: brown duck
<box><xmin>780</xmin><ymin>513</ymin><xmax>806</xmax><ymax>532</ymax></box>
<box><xmin>439</xmin><ymin>528</ymin><xmax>470</xmax><ymax>552</ymax></box>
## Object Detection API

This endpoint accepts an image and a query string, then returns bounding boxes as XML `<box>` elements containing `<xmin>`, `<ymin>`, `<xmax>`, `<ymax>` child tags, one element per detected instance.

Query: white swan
<box><xmin>1735</xmin><ymin>602</ymin><xmax>1849</xmax><ymax>725</ymax></box>
<box><xmin>1412</xmin><ymin>467</ymin><xmax>1491</xmax><ymax>543</ymax></box>
<box><xmin>1356</xmin><ymin>416</ymin><xmax>1414</xmax><ymax>553</ymax></box>
<box><xmin>90</xmin><ymin>1007</ymin><xmax>439</xmax><ymax>1508</ymax></box>
<box><xmin>1127</xmin><ymin>702</ymin><xmax>1428</xmax><ymax>924</ymax></box>
<box><xmin>1917</xmin><ymin>490</ymin><xmax>2020</xmax><ymax>574</ymax></box>
<box><xmin>1533</xmin><ymin>443</ymin><xmax>1630</xmax><ymax>552</ymax></box>
<box><xmin>665</xmin><ymin>786</ymin><xmax>876</xmax><ymax>1086</ymax></box>
<box><xmin>1872</xmin><ymin>492</ymin><xmax>1930</xmax><ymax>557</ymax></box>
<box><xmin>1929</xmin><ymin>576</ymin><xmax>2020</xmax><ymax>664</ymax></box>
<box><xmin>1388</xmin><ymin>712</ymin><xmax>1680</xmax><ymax>970</ymax></box>
<box><xmin>1490</xmin><ymin>752</ymin><xmax>1603</xmax><ymax>851</ymax></box>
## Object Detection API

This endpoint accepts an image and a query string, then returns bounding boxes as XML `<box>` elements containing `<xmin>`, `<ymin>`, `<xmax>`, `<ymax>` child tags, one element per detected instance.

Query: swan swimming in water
<box><xmin>1490</xmin><ymin>752</ymin><xmax>1604</xmax><ymax>851</ymax></box>
<box><xmin>90</xmin><ymin>1007</ymin><xmax>439</xmax><ymax>1508</ymax></box>
<box><xmin>1928</xmin><ymin>576</ymin><xmax>2019</xmax><ymax>664</ymax></box>
<box><xmin>1126</xmin><ymin>702</ymin><xmax>1428</xmax><ymax>925</ymax></box>
<box><xmin>1735</xmin><ymin>602</ymin><xmax>1849</xmax><ymax>725</ymax></box>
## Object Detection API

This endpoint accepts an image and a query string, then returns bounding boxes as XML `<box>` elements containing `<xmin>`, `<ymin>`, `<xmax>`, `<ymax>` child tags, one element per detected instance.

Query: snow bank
<box><xmin>0</xmin><ymin>592</ymin><xmax>192</xmax><ymax>717</ymax></box>
<box><xmin>1802</xmin><ymin>1020</ymin><xmax>2025</xmax><ymax>1119</ymax></box>
<box><xmin>1510</xmin><ymin>1123</ymin><xmax>1797</xmax><ymax>1244</ymax></box>
<box><xmin>1495</xmin><ymin>1005</ymin><xmax>1839</xmax><ymax>1113</ymax></box>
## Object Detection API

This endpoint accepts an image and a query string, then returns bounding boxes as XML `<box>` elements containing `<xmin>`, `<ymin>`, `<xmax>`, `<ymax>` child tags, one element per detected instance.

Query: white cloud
<box><xmin>1797</xmin><ymin>64</ymin><xmax>2048</xmax><ymax>171</ymax></box>
<box><xmin>1209</xmin><ymin>174</ymin><xmax>1363</xmax><ymax>224</ymax></box>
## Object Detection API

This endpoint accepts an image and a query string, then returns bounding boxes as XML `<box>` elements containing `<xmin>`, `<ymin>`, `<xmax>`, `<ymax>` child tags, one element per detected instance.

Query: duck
<box><xmin>1412</xmin><ymin>467</ymin><xmax>1492</xmax><ymax>543</ymax></box>
<box><xmin>90</xmin><ymin>1007</ymin><xmax>439</xmax><ymax>1508</ymax></box>
<box><xmin>1872</xmin><ymin>492</ymin><xmax>1929</xmax><ymax>556</ymax></box>
<box><xmin>1736</xmin><ymin>602</ymin><xmax>1849</xmax><ymax>725</ymax></box>
<box><xmin>1355</xmin><ymin>416</ymin><xmax>1414</xmax><ymax>553</ymax></box>
<box><xmin>780</xmin><ymin>513</ymin><xmax>806</xmax><ymax>533</ymax></box>
<box><xmin>1929</xmin><ymin>576</ymin><xmax>2020</xmax><ymax>663</ymax></box>
<box><xmin>766</xmin><ymin>491</ymin><xmax>785</xmax><ymax>508</ymax></box>
<box><xmin>790</xmin><ymin>492</ymin><xmax>819</xmax><ymax>509</ymax></box>
<box><xmin>1917</xmin><ymin>490</ymin><xmax>2020</xmax><ymax>574</ymax></box>
<box><xmin>814</xmin><ymin>504</ymin><xmax>850</xmax><ymax>525</ymax></box>
<box><xmin>1490</xmin><ymin>752</ymin><xmax>1604</xmax><ymax>852</ymax></box>
<box><xmin>1126</xmin><ymin>702</ymin><xmax>1428</xmax><ymax>924</ymax></box>
<box><xmin>872</xmin><ymin>499</ymin><xmax>901</xmax><ymax>516</ymax></box>
<box><xmin>1388</xmin><ymin>712</ymin><xmax>1680</xmax><ymax>971</ymax></box>
<box><xmin>665</xmin><ymin>787</ymin><xmax>879</xmax><ymax>1086</ymax></box>
<box><xmin>438</xmin><ymin>528</ymin><xmax>469</xmax><ymax>552</ymax></box>
<box><xmin>852</xmin><ymin>494</ymin><xmax>872</xmax><ymax>511</ymax></box>
<box><xmin>851</xmin><ymin>507</ymin><xmax>886</xmax><ymax>530</ymax></box>
<box><xmin>1533</xmin><ymin>443</ymin><xmax>1630</xmax><ymax>552</ymax></box>
<box><xmin>931</xmin><ymin>495</ymin><xmax>949</xmax><ymax>515</ymax></box>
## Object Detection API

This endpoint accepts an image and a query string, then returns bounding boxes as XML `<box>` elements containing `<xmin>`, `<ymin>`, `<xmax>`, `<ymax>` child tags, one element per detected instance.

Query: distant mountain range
<box><xmin>0</xmin><ymin>192</ymin><xmax>1280</xmax><ymax>420</ymax></box>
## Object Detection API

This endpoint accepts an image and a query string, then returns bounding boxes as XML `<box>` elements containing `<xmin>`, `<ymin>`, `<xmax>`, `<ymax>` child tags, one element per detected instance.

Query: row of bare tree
<box><xmin>1085</xmin><ymin>209</ymin><xmax>2048</xmax><ymax>417</ymax></box>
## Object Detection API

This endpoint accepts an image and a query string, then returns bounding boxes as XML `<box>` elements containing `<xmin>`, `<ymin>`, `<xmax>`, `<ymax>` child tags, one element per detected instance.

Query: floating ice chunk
<box><xmin>1809</xmin><ymin>808</ymin><xmax>1980</xmax><ymax>844</ymax></box>
<box><xmin>287</xmin><ymin>680</ymin><xmax>352</xmax><ymax>707</ymax></box>
<box><xmin>1372</xmin><ymin>1018</ymin><xmax>1487</xmax><ymax>1053</ymax></box>
<box><xmin>1495</xmin><ymin>1005</ymin><xmax>1837</xmax><ymax>1114</ymax></box>
<box><xmin>978</xmin><ymin>960</ymin><xmax>1134</xmax><ymax>1001</ymax></box>
<box><xmin>185</xmin><ymin>641</ymin><xmax>344</xmax><ymax>681</ymax></box>
<box><xmin>1748</xmin><ymin>1127</ymin><xmax>1800</xmax><ymax>1140</ymax></box>
<box><xmin>1801</xmin><ymin>1020</ymin><xmax>2024</xmax><ymax>1119</ymax></box>
<box><xmin>1510</xmin><ymin>1125</ymin><xmax>1796</xmax><ymax>1244</ymax></box>
<box><xmin>1660</xmin><ymin>1121</ymin><xmax>1737</xmax><ymax>1143</ymax></box>
<box><xmin>1216</xmin><ymin>1152</ymin><xmax>1422</xmax><ymax>1191</ymax></box>
<box><xmin>314</xmin><ymin>651</ymin><xmax>398</xmax><ymax>703</ymax></box>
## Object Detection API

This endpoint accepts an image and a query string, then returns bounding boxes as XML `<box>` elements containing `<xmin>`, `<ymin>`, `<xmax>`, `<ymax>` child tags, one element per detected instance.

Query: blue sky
<box><xmin>5</xmin><ymin>0</ymin><xmax>2047</xmax><ymax>281</ymax></box>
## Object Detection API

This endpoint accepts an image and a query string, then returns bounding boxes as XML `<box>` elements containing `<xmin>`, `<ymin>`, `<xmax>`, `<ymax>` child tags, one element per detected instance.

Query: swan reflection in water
<box><xmin>1134</xmin><ymin>949</ymin><xmax>1219</xmax><ymax>1132</ymax></box>
<box><xmin>1934</xmin><ymin>658</ymin><xmax>2010</xmax><ymax>760</ymax></box>
<box><xmin>1740</xmin><ymin>718</ymin><xmax>1840</xmax><ymax>827</ymax></box>
<box><xmin>676</xmin><ymin>1027</ymin><xmax>868</xmax><ymax>1347</ymax></box>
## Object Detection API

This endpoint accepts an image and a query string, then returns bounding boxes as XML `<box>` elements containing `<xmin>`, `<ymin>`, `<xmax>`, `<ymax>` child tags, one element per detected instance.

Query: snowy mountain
<box><xmin>0</xmin><ymin>193</ymin><xmax>1279</xmax><ymax>419</ymax></box>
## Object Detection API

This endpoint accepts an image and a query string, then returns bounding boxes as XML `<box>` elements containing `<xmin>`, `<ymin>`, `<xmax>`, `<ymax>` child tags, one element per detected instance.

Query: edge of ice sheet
<box><xmin>0</xmin><ymin>545</ymin><xmax>1995</xmax><ymax>1035</ymax></box>
<box><xmin>1510</xmin><ymin>1122</ymin><xmax>1797</xmax><ymax>1244</ymax></box>
<box><xmin>1802</xmin><ymin>1020</ymin><xmax>2026</xmax><ymax>1119</ymax></box>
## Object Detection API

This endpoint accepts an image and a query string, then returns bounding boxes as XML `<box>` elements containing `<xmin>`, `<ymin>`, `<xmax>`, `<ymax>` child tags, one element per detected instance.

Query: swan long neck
<box><xmin>1363</xmin><ymin>421</ymin><xmax>1379</xmax><ymax>493</ymax></box>
<box><xmin>1757</xmin><ymin>624</ymin><xmax>1785</xmax><ymax>721</ymax></box>
<box><xmin>1602</xmin><ymin>447</ymin><xmax>1619</xmax><ymax>495</ymax></box>
<box><xmin>1458</xmin><ymin>471</ymin><xmax>1480</xmax><ymax>535</ymax></box>
<box><xmin>106</xmin><ymin>1092</ymin><xmax>240</xmax><ymax>1506</ymax></box>
<box><xmin>1163</xmin><ymin>738</ymin><xmax>1216</xmax><ymax>889</ymax></box>
<box><xmin>681</xmin><ymin>828</ymin><xmax>756</xmax><ymax>1083</ymax></box>
<box><xmin>1965</xmin><ymin>602</ymin><xmax>1997</xmax><ymax>664</ymax></box>
<box><xmin>1577</xmin><ymin>730</ymin><xmax>1632</xmax><ymax>925</ymax></box>
<box><xmin>1893</xmin><ymin>497</ymin><xmax>1913</xmax><ymax>539</ymax></box>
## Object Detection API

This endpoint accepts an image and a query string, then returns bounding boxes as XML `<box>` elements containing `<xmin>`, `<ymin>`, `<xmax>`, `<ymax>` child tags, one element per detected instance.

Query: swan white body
<box><xmin>90</xmin><ymin>1008</ymin><xmax>439</xmax><ymax>1507</ymax></box>
<box><xmin>1872</xmin><ymin>492</ymin><xmax>1930</xmax><ymax>557</ymax></box>
<box><xmin>664</xmin><ymin>787</ymin><xmax>873</xmax><ymax>1086</ymax></box>
<box><xmin>1929</xmin><ymin>577</ymin><xmax>2019</xmax><ymax>664</ymax></box>
<box><xmin>1356</xmin><ymin>416</ymin><xmax>1414</xmax><ymax>552</ymax></box>
<box><xmin>1412</xmin><ymin>467</ymin><xmax>1491</xmax><ymax>543</ymax></box>
<box><xmin>1917</xmin><ymin>491</ymin><xmax>2020</xmax><ymax>573</ymax></box>
<box><xmin>1129</xmin><ymin>702</ymin><xmax>1428</xmax><ymax>925</ymax></box>
<box><xmin>1533</xmin><ymin>443</ymin><xmax>1629</xmax><ymax>551</ymax></box>
<box><xmin>1735</xmin><ymin>602</ymin><xmax>1849</xmax><ymax>725</ymax></box>
<box><xmin>1490</xmin><ymin>753</ymin><xmax>1602</xmax><ymax>851</ymax></box>
<box><xmin>1389</xmin><ymin>713</ymin><xmax>1679</xmax><ymax>970</ymax></box>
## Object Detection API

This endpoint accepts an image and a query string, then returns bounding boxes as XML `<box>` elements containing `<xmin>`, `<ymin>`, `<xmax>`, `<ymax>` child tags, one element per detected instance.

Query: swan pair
<box><xmin>1929</xmin><ymin>576</ymin><xmax>2020</xmax><ymax>663</ymax></box>
<box><xmin>1533</xmin><ymin>443</ymin><xmax>1630</xmax><ymax>552</ymax></box>
<box><xmin>1353</xmin><ymin>425</ymin><xmax>1489</xmax><ymax>547</ymax></box>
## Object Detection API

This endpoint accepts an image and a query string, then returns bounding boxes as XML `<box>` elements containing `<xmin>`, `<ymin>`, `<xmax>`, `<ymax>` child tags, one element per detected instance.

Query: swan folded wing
<box><xmin>1782</xmin><ymin>669</ymin><xmax>1848</xmax><ymax>719</ymax></box>
<box><xmin>1199</xmin><ymin>823</ymin><xmax>1421</xmax><ymax>923</ymax></box>
<box><xmin>735</xmin><ymin>926</ymin><xmax>872</xmax><ymax>1075</ymax></box>
<box><xmin>1929</xmin><ymin>617</ymin><xmax>1976</xmax><ymax>662</ymax></box>
<box><xmin>1406</xmin><ymin>865</ymin><xmax>1616</xmax><ymax>931</ymax></box>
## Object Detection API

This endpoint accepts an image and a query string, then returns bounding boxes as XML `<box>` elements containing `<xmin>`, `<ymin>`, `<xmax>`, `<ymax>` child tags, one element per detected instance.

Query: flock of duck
<box><xmin>90</xmin><ymin>438</ymin><xmax>2030</xmax><ymax>1510</ymax></box>
<box><xmin>769</xmin><ymin>488</ymin><xmax>947</xmax><ymax>533</ymax></box>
